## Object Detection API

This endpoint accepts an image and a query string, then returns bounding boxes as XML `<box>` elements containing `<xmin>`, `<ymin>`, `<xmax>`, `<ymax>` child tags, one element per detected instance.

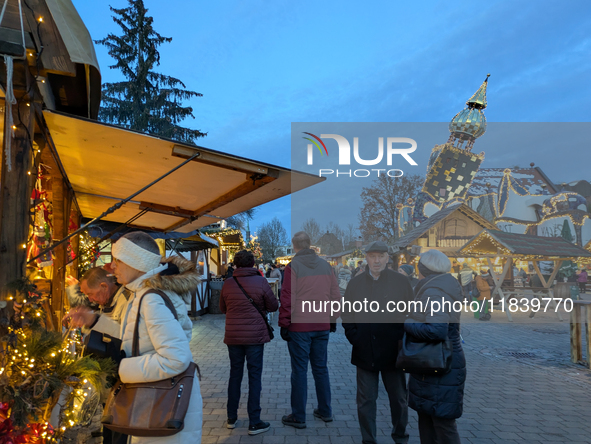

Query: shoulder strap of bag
<box><xmin>234</xmin><ymin>277</ymin><xmax>270</xmax><ymax>325</ymax></box>
<box><xmin>132</xmin><ymin>289</ymin><xmax>179</xmax><ymax>357</ymax></box>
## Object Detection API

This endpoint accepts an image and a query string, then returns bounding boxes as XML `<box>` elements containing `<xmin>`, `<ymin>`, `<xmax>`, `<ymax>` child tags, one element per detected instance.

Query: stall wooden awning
<box><xmin>173</xmin><ymin>232</ymin><xmax>219</xmax><ymax>252</ymax></box>
<box><xmin>459</xmin><ymin>229</ymin><xmax>591</xmax><ymax>260</ymax></box>
<box><xmin>43</xmin><ymin>111</ymin><xmax>324</xmax><ymax>232</ymax></box>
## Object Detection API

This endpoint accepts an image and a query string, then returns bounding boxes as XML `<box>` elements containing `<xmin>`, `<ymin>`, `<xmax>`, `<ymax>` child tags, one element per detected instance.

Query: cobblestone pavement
<box><xmin>189</xmin><ymin>306</ymin><xmax>591</xmax><ymax>444</ymax></box>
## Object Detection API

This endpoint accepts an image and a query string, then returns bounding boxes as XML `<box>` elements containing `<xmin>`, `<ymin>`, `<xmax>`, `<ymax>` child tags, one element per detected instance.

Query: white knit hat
<box><xmin>112</xmin><ymin>237</ymin><xmax>162</xmax><ymax>272</ymax></box>
<box><xmin>419</xmin><ymin>249</ymin><xmax>451</xmax><ymax>274</ymax></box>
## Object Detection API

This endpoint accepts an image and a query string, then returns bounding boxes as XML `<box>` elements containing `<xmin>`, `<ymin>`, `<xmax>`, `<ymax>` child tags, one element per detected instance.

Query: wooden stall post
<box><xmin>532</xmin><ymin>260</ymin><xmax>564</xmax><ymax>321</ymax></box>
<box><xmin>69</xmin><ymin>209</ymin><xmax>80</xmax><ymax>277</ymax></box>
<box><xmin>190</xmin><ymin>250</ymin><xmax>197</xmax><ymax>317</ymax></box>
<box><xmin>0</xmin><ymin>98</ymin><xmax>36</xmax><ymax>300</ymax></box>
<box><xmin>487</xmin><ymin>257</ymin><xmax>512</xmax><ymax>321</ymax></box>
<box><xmin>50</xmin><ymin>175</ymin><xmax>71</xmax><ymax>329</ymax></box>
<box><xmin>570</xmin><ymin>304</ymin><xmax>582</xmax><ymax>363</ymax></box>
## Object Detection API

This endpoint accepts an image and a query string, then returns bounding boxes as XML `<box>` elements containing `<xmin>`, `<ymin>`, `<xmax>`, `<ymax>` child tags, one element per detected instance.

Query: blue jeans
<box><xmin>227</xmin><ymin>344</ymin><xmax>264</xmax><ymax>426</ymax></box>
<box><xmin>287</xmin><ymin>330</ymin><xmax>331</xmax><ymax>422</ymax></box>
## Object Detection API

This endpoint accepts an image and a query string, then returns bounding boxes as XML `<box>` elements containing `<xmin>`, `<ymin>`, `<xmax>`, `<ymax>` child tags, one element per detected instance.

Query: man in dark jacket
<box><xmin>342</xmin><ymin>241</ymin><xmax>414</xmax><ymax>444</ymax></box>
<box><xmin>279</xmin><ymin>231</ymin><xmax>341</xmax><ymax>428</ymax></box>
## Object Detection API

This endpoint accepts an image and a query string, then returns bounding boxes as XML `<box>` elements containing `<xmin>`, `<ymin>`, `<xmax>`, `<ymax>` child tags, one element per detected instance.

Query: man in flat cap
<box><xmin>342</xmin><ymin>241</ymin><xmax>414</xmax><ymax>444</ymax></box>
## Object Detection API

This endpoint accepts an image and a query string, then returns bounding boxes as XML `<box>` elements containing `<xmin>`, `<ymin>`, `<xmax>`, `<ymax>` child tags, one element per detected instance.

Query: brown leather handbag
<box><xmin>101</xmin><ymin>289</ymin><xmax>199</xmax><ymax>437</ymax></box>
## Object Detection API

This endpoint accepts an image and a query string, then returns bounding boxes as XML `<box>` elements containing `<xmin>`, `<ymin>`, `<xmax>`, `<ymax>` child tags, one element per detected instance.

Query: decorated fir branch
<box><xmin>0</xmin><ymin>278</ymin><xmax>116</xmax><ymax>441</ymax></box>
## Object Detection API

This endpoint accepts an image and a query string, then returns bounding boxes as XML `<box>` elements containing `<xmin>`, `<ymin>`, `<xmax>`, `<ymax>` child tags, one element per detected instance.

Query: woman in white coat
<box><xmin>110</xmin><ymin>231</ymin><xmax>202</xmax><ymax>444</ymax></box>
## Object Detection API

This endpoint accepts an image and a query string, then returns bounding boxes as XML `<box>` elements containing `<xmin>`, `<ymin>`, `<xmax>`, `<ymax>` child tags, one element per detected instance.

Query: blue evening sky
<box><xmin>72</xmin><ymin>0</ymin><xmax>591</xmax><ymax>237</ymax></box>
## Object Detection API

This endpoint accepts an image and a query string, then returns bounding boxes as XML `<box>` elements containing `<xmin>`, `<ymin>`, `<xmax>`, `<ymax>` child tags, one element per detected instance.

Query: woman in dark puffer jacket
<box><xmin>220</xmin><ymin>250</ymin><xmax>278</xmax><ymax>435</ymax></box>
<box><xmin>404</xmin><ymin>249</ymin><xmax>466</xmax><ymax>444</ymax></box>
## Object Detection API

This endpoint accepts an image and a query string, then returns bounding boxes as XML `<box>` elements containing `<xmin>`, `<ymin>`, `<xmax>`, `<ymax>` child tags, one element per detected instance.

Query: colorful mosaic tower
<box><xmin>412</xmin><ymin>75</ymin><xmax>490</xmax><ymax>224</ymax></box>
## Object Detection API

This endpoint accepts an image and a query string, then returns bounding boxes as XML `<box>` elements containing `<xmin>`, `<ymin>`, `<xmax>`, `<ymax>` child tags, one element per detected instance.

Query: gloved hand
<box><xmin>280</xmin><ymin>327</ymin><xmax>291</xmax><ymax>342</ymax></box>
<box><xmin>330</xmin><ymin>322</ymin><xmax>337</xmax><ymax>333</ymax></box>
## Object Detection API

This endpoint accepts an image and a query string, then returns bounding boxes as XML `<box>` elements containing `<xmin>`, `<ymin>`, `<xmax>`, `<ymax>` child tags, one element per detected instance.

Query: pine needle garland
<box><xmin>0</xmin><ymin>278</ymin><xmax>117</xmax><ymax>440</ymax></box>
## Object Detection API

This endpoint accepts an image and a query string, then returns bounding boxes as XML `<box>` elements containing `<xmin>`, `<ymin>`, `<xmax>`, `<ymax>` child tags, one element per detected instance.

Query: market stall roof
<box><xmin>325</xmin><ymin>247</ymin><xmax>367</xmax><ymax>259</ymax></box>
<box><xmin>459</xmin><ymin>229</ymin><xmax>591</xmax><ymax>260</ymax></box>
<box><xmin>1</xmin><ymin>0</ymin><xmax>101</xmax><ymax>117</ymax></box>
<box><xmin>43</xmin><ymin>110</ymin><xmax>324</xmax><ymax>233</ymax></box>
<box><xmin>170</xmin><ymin>232</ymin><xmax>219</xmax><ymax>252</ymax></box>
<box><xmin>201</xmin><ymin>228</ymin><xmax>244</xmax><ymax>248</ymax></box>
<box><xmin>391</xmin><ymin>203</ymin><xmax>497</xmax><ymax>251</ymax></box>
<box><xmin>45</xmin><ymin>0</ymin><xmax>100</xmax><ymax>74</ymax></box>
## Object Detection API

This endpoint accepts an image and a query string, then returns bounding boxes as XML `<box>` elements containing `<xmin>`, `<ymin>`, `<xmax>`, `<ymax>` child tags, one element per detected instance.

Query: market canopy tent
<box><xmin>43</xmin><ymin>110</ymin><xmax>324</xmax><ymax>232</ymax></box>
<box><xmin>460</xmin><ymin>229</ymin><xmax>591</xmax><ymax>321</ymax></box>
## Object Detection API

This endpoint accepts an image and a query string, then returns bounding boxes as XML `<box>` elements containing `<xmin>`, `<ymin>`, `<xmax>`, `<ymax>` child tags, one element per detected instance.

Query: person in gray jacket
<box><xmin>337</xmin><ymin>264</ymin><xmax>352</xmax><ymax>296</ymax></box>
<box><xmin>405</xmin><ymin>250</ymin><xmax>466</xmax><ymax>444</ymax></box>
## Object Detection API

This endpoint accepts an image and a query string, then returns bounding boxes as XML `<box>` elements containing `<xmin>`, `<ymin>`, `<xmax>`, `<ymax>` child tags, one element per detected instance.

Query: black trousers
<box><xmin>356</xmin><ymin>367</ymin><xmax>409</xmax><ymax>444</ymax></box>
<box><xmin>417</xmin><ymin>411</ymin><xmax>461</xmax><ymax>444</ymax></box>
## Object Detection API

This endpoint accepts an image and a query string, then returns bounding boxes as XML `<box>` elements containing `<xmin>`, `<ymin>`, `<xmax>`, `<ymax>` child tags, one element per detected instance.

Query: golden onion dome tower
<box><xmin>448</xmin><ymin>74</ymin><xmax>490</xmax><ymax>150</ymax></box>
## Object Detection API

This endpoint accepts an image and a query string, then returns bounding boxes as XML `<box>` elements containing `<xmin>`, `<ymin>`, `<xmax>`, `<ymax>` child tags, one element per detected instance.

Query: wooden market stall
<box><xmin>459</xmin><ymin>229</ymin><xmax>591</xmax><ymax>321</ymax></box>
<box><xmin>0</xmin><ymin>1</ymin><xmax>324</xmax><ymax>330</ymax></box>
<box><xmin>276</xmin><ymin>253</ymin><xmax>295</xmax><ymax>265</ymax></box>
<box><xmin>172</xmin><ymin>232</ymin><xmax>218</xmax><ymax>316</ymax></box>
<box><xmin>0</xmin><ymin>0</ymin><xmax>101</xmax><ymax>329</ymax></box>
<box><xmin>391</xmin><ymin>203</ymin><xmax>497</xmax><ymax>272</ymax></box>
<box><xmin>31</xmin><ymin>110</ymin><xmax>322</xmax><ymax>316</ymax></box>
<box><xmin>200</xmin><ymin>226</ymin><xmax>244</xmax><ymax>276</ymax></box>
<box><xmin>0</xmin><ymin>0</ymin><xmax>327</xmax><ymax>439</ymax></box>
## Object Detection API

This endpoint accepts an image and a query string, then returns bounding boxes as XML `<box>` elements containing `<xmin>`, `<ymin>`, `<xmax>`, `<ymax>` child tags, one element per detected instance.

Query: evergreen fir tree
<box><xmin>560</xmin><ymin>219</ymin><xmax>573</xmax><ymax>243</ymax></box>
<box><xmin>95</xmin><ymin>0</ymin><xmax>206</xmax><ymax>142</ymax></box>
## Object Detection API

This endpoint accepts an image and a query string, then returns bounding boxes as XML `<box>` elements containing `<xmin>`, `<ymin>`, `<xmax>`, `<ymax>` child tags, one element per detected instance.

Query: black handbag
<box><xmin>396</xmin><ymin>333</ymin><xmax>452</xmax><ymax>375</ymax></box>
<box><xmin>234</xmin><ymin>277</ymin><xmax>274</xmax><ymax>340</ymax></box>
<box><xmin>84</xmin><ymin>330</ymin><xmax>125</xmax><ymax>364</ymax></box>
<box><xmin>395</xmin><ymin>274</ymin><xmax>453</xmax><ymax>375</ymax></box>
